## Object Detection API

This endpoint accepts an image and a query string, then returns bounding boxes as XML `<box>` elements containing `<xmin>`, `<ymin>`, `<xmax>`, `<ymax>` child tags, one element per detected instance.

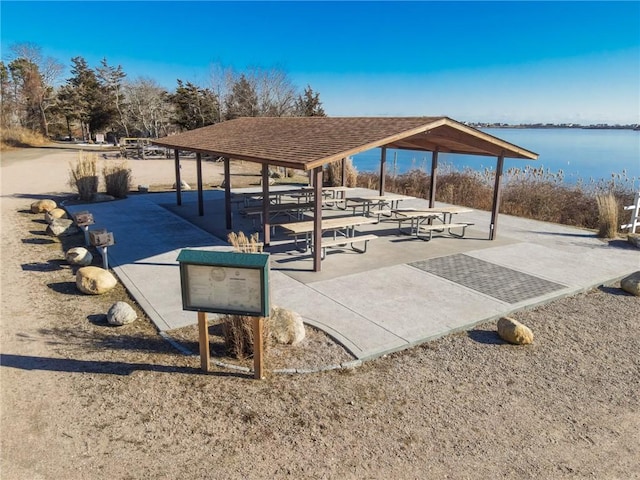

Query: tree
<box><xmin>123</xmin><ymin>77</ymin><xmax>172</xmax><ymax>138</ymax></box>
<box><xmin>96</xmin><ymin>58</ymin><xmax>129</xmax><ymax>137</ymax></box>
<box><xmin>295</xmin><ymin>85</ymin><xmax>326</xmax><ymax>117</ymax></box>
<box><xmin>171</xmin><ymin>79</ymin><xmax>218</xmax><ymax>130</ymax></box>
<box><xmin>4</xmin><ymin>43</ymin><xmax>63</xmax><ymax>135</ymax></box>
<box><xmin>253</xmin><ymin>67</ymin><xmax>297</xmax><ymax>117</ymax></box>
<box><xmin>224</xmin><ymin>74</ymin><xmax>259</xmax><ymax>120</ymax></box>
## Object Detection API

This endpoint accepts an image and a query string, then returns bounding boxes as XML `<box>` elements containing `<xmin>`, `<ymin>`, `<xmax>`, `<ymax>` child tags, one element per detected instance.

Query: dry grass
<box><xmin>227</xmin><ymin>231</ymin><xmax>263</xmax><ymax>253</ymax></box>
<box><xmin>357</xmin><ymin>165</ymin><xmax>636</xmax><ymax>231</ymax></box>
<box><xmin>596</xmin><ymin>193</ymin><xmax>619</xmax><ymax>238</ymax></box>
<box><xmin>68</xmin><ymin>151</ymin><xmax>99</xmax><ymax>201</ymax></box>
<box><xmin>0</xmin><ymin>127</ymin><xmax>50</xmax><ymax>150</ymax></box>
<box><xmin>103</xmin><ymin>161</ymin><xmax>132</xmax><ymax>198</ymax></box>
<box><xmin>324</xmin><ymin>157</ymin><xmax>358</xmax><ymax>187</ymax></box>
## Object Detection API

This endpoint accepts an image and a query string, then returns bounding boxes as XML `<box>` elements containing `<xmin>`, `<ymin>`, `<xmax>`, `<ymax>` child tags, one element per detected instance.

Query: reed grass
<box><xmin>102</xmin><ymin>161</ymin><xmax>131</xmax><ymax>198</ymax></box>
<box><xmin>596</xmin><ymin>193</ymin><xmax>619</xmax><ymax>238</ymax></box>
<box><xmin>324</xmin><ymin>157</ymin><xmax>358</xmax><ymax>187</ymax></box>
<box><xmin>68</xmin><ymin>151</ymin><xmax>99</xmax><ymax>201</ymax></box>
<box><xmin>356</xmin><ymin>164</ymin><xmax>636</xmax><ymax>231</ymax></box>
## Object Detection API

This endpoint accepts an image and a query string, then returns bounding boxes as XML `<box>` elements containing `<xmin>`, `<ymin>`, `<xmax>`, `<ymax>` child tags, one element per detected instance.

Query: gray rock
<box><xmin>65</xmin><ymin>247</ymin><xmax>93</xmax><ymax>266</ymax></box>
<box><xmin>44</xmin><ymin>208</ymin><xmax>67</xmax><ymax>224</ymax></box>
<box><xmin>621</xmin><ymin>271</ymin><xmax>640</xmax><ymax>296</ymax></box>
<box><xmin>91</xmin><ymin>193</ymin><xmax>116</xmax><ymax>202</ymax></box>
<box><xmin>107</xmin><ymin>301</ymin><xmax>137</xmax><ymax>325</ymax></box>
<box><xmin>269</xmin><ymin>306</ymin><xmax>305</xmax><ymax>345</ymax></box>
<box><xmin>628</xmin><ymin>233</ymin><xmax>640</xmax><ymax>249</ymax></box>
<box><xmin>76</xmin><ymin>266</ymin><xmax>117</xmax><ymax>295</ymax></box>
<box><xmin>138</xmin><ymin>184</ymin><xmax>149</xmax><ymax>193</ymax></box>
<box><xmin>46</xmin><ymin>218</ymin><xmax>80</xmax><ymax>237</ymax></box>
<box><xmin>31</xmin><ymin>199</ymin><xmax>57</xmax><ymax>213</ymax></box>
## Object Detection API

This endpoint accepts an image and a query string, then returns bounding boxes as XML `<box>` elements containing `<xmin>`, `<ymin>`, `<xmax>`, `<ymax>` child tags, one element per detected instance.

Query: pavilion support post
<box><xmin>379</xmin><ymin>147</ymin><xmax>387</xmax><ymax>196</ymax></box>
<box><xmin>312</xmin><ymin>166</ymin><xmax>323</xmax><ymax>272</ymax></box>
<box><xmin>262</xmin><ymin>164</ymin><xmax>271</xmax><ymax>246</ymax></box>
<box><xmin>224</xmin><ymin>157</ymin><xmax>232</xmax><ymax>230</ymax></box>
<box><xmin>341</xmin><ymin>158</ymin><xmax>347</xmax><ymax>187</ymax></box>
<box><xmin>174</xmin><ymin>149</ymin><xmax>182</xmax><ymax>206</ymax></box>
<box><xmin>489</xmin><ymin>153</ymin><xmax>505</xmax><ymax>240</ymax></box>
<box><xmin>429</xmin><ymin>149</ymin><xmax>439</xmax><ymax>208</ymax></box>
<box><xmin>196</xmin><ymin>152</ymin><xmax>204</xmax><ymax>216</ymax></box>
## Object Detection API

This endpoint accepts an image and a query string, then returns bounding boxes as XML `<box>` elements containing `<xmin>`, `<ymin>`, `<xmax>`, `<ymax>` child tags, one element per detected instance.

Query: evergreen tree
<box><xmin>224</xmin><ymin>74</ymin><xmax>259</xmax><ymax>120</ymax></box>
<box><xmin>171</xmin><ymin>79</ymin><xmax>218</xmax><ymax>130</ymax></box>
<box><xmin>96</xmin><ymin>58</ymin><xmax>128</xmax><ymax>137</ymax></box>
<box><xmin>295</xmin><ymin>85</ymin><xmax>326</xmax><ymax>117</ymax></box>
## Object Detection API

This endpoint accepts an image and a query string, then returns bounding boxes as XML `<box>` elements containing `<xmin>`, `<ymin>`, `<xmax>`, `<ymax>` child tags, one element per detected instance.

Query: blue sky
<box><xmin>1</xmin><ymin>1</ymin><xmax>639</xmax><ymax>124</ymax></box>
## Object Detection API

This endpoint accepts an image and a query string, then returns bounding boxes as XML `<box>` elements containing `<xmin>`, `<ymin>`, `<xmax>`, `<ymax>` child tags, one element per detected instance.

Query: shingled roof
<box><xmin>153</xmin><ymin>116</ymin><xmax>538</xmax><ymax>170</ymax></box>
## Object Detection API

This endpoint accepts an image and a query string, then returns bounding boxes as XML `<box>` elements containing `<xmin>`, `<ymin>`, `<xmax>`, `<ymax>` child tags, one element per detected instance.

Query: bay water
<box><xmin>351</xmin><ymin>128</ymin><xmax>640</xmax><ymax>187</ymax></box>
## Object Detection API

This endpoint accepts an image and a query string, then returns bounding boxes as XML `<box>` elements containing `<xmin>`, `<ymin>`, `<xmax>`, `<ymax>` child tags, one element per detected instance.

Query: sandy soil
<box><xmin>1</xmin><ymin>147</ymin><xmax>639</xmax><ymax>479</ymax></box>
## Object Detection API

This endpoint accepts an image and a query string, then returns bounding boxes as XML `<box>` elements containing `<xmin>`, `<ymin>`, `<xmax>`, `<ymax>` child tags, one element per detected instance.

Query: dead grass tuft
<box><xmin>103</xmin><ymin>161</ymin><xmax>131</xmax><ymax>198</ymax></box>
<box><xmin>68</xmin><ymin>151</ymin><xmax>99</xmax><ymax>201</ymax></box>
<box><xmin>596</xmin><ymin>193</ymin><xmax>619</xmax><ymax>238</ymax></box>
<box><xmin>325</xmin><ymin>157</ymin><xmax>358</xmax><ymax>187</ymax></box>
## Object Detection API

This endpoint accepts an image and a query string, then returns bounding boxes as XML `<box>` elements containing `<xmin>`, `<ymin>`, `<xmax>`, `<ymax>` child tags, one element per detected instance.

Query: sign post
<box><xmin>176</xmin><ymin>250</ymin><xmax>270</xmax><ymax>379</ymax></box>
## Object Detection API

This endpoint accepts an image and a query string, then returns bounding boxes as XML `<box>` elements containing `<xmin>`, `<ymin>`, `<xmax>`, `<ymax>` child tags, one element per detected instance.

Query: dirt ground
<box><xmin>1</xmin><ymin>147</ymin><xmax>639</xmax><ymax>479</ymax></box>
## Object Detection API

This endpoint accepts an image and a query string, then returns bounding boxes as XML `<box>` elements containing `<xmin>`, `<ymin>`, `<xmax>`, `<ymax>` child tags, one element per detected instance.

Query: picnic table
<box><xmin>393</xmin><ymin>206</ymin><xmax>474</xmax><ymax>240</ymax></box>
<box><xmin>346</xmin><ymin>194</ymin><xmax>411</xmax><ymax>219</ymax></box>
<box><xmin>278</xmin><ymin>215</ymin><xmax>379</xmax><ymax>258</ymax></box>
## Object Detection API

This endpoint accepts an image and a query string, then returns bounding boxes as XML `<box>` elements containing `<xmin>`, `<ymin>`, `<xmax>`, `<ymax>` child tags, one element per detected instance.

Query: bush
<box><xmin>68</xmin><ymin>151</ymin><xmax>98</xmax><ymax>201</ymax></box>
<box><xmin>103</xmin><ymin>161</ymin><xmax>131</xmax><ymax>198</ymax></box>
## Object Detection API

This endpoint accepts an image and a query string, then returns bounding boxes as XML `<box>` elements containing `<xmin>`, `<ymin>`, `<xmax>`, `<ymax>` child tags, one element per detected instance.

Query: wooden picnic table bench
<box><xmin>278</xmin><ymin>215</ymin><xmax>379</xmax><ymax>257</ymax></box>
<box><xmin>346</xmin><ymin>194</ymin><xmax>412</xmax><ymax>219</ymax></box>
<box><xmin>392</xmin><ymin>206</ymin><xmax>474</xmax><ymax>240</ymax></box>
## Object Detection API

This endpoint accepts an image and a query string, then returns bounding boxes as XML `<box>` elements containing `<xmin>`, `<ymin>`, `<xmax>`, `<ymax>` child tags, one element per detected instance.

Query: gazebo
<box><xmin>153</xmin><ymin>116</ymin><xmax>538</xmax><ymax>272</ymax></box>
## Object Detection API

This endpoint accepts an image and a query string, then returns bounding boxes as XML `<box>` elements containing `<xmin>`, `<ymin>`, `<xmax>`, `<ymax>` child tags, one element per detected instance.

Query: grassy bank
<box><xmin>0</xmin><ymin>127</ymin><xmax>51</xmax><ymax>150</ymax></box>
<box><xmin>356</xmin><ymin>165</ymin><xmax>637</xmax><ymax>232</ymax></box>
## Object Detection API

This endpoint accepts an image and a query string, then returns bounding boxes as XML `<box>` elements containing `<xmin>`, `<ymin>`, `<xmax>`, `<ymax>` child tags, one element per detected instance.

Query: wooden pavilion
<box><xmin>153</xmin><ymin>116</ymin><xmax>538</xmax><ymax>272</ymax></box>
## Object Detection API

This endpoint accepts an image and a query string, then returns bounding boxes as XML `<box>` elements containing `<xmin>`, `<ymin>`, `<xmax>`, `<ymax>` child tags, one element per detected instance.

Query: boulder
<box><xmin>30</xmin><ymin>199</ymin><xmax>57</xmax><ymax>213</ymax></box>
<box><xmin>76</xmin><ymin>266</ymin><xmax>117</xmax><ymax>295</ymax></box>
<box><xmin>107</xmin><ymin>301</ymin><xmax>137</xmax><ymax>326</ymax></box>
<box><xmin>46</xmin><ymin>218</ymin><xmax>80</xmax><ymax>237</ymax></box>
<box><xmin>628</xmin><ymin>233</ymin><xmax>640</xmax><ymax>249</ymax></box>
<box><xmin>497</xmin><ymin>317</ymin><xmax>534</xmax><ymax>345</ymax></box>
<box><xmin>172</xmin><ymin>180</ymin><xmax>191</xmax><ymax>190</ymax></box>
<box><xmin>44</xmin><ymin>208</ymin><xmax>67</xmax><ymax>224</ymax></box>
<box><xmin>621</xmin><ymin>271</ymin><xmax>640</xmax><ymax>296</ymax></box>
<box><xmin>65</xmin><ymin>247</ymin><xmax>93</xmax><ymax>266</ymax></box>
<box><xmin>269</xmin><ymin>306</ymin><xmax>305</xmax><ymax>345</ymax></box>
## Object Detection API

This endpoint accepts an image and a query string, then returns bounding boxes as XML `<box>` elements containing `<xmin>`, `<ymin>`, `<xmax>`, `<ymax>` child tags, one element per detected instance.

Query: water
<box><xmin>351</xmin><ymin>128</ymin><xmax>640</xmax><ymax>186</ymax></box>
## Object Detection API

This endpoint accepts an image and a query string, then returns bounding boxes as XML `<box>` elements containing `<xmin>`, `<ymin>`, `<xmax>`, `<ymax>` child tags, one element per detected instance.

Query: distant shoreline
<box><xmin>472</xmin><ymin>123</ymin><xmax>639</xmax><ymax>131</ymax></box>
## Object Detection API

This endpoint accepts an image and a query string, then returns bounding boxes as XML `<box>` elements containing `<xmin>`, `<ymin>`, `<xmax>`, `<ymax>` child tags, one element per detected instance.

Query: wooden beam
<box><xmin>313</xmin><ymin>166</ymin><xmax>323</xmax><ymax>272</ymax></box>
<box><xmin>253</xmin><ymin>316</ymin><xmax>264</xmax><ymax>380</ymax></box>
<box><xmin>490</xmin><ymin>154</ymin><xmax>505</xmax><ymax>240</ymax></box>
<box><xmin>262</xmin><ymin>164</ymin><xmax>271</xmax><ymax>246</ymax></box>
<box><xmin>198</xmin><ymin>311</ymin><xmax>210</xmax><ymax>372</ymax></box>
<box><xmin>429</xmin><ymin>149</ymin><xmax>439</xmax><ymax>208</ymax></box>
<box><xmin>196</xmin><ymin>152</ymin><xmax>204</xmax><ymax>216</ymax></box>
<box><xmin>224</xmin><ymin>157</ymin><xmax>232</xmax><ymax>230</ymax></box>
<box><xmin>341</xmin><ymin>158</ymin><xmax>347</xmax><ymax>187</ymax></box>
<box><xmin>379</xmin><ymin>147</ymin><xmax>387</xmax><ymax>196</ymax></box>
<box><xmin>174</xmin><ymin>149</ymin><xmax>182</xmax><ymax>206</ymax></box>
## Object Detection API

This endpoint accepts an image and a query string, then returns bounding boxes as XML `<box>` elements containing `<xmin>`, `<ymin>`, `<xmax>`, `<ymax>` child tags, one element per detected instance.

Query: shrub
<box><xmin>68</xmin><ymin>151</ymin><xmax>98</xmax><ymax>201</ymax></box>
<box><xmin>596</xmin><ymin>193</ymin><xmax>619</xmax><ymax>238</ymax></box>
<box><xmin>103</xmin><ymin>161</ymin><xmax>131</xmax><ymax>198</ymax></box>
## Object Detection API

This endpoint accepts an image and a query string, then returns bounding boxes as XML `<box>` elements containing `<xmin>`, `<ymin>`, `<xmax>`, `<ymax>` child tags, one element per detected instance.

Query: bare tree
<box><xmin>123</xmin><ymin>77</ymin><xmax>172</xmax><ymax>138</ymax></box>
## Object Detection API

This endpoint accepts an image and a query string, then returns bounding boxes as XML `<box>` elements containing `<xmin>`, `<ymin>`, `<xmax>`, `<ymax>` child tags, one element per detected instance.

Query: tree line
<box><xmin>0</xmin><ymin>42</ymin><xmax>326</xmax><ymax>143</ymax></box>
